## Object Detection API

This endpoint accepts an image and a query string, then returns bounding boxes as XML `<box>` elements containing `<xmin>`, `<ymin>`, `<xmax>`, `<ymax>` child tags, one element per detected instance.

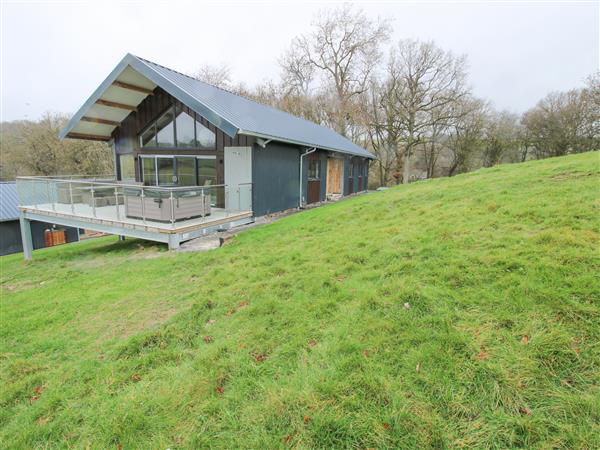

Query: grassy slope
<box><xmin>1</xmin><ymin>152</ymin><xmax>599</xmax><ymax>449</ymax></box>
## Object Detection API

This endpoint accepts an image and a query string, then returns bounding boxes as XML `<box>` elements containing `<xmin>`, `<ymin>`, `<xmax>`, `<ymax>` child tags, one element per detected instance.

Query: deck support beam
<box><xmin>19</xmin><ymin>213</ymin><xmax>33</xmax><ymax>260</ymax></box>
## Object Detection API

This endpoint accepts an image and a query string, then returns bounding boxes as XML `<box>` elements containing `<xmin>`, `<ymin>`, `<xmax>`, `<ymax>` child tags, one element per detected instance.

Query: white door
<box><xmin>224</xmin><ymin>146</ymin><xmax>252</xmax><ymax>211</ymax></box>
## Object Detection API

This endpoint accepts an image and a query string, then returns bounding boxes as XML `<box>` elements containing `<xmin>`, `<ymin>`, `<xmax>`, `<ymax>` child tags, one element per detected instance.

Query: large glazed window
<box><xmin>119</xmin><ymin>154</ymin><xmax>136</xmax><ymax>181</ymax></box>
<box><xmin>175</xmin><ymin>109</ymin><xmax>196</xmax><ymax>148</ymax></box>
<box><xmin>157</xmin><ymin>157</ymin><xmax>174</xmax><ymax>185</ymax></box>
<box><xmin>140</xmin><ymin>105</ymin><xmax>216</xmax><ymax>149</ymax></box>
<box><xmin>176</xmin><ymin>157</ymin><xmax>196</xmax><ymax>186</ymax></box>
<box><xmin>141</xmin><ymin>157</ymin><xmax>156</xmax><ymax>185</ymax></box>
<box><xmin>156</xmin><ymin>110</ymin><xmax>175</xmax><ymax>147</ymax></box>
<box><xmin>140</xmin><ymin>125</ymin><xmax>156</xmax><ymax>147</ymax></box>
<box><xmin>140</xmin><ymin>155</ymin><xmax>217</xmax><ymax>187</ymax></box>
<box><xmin>197</xmin><ymin>156</ymin><xmax>217</xmax><ymax>186</ymax></box>
<box><xmin>195</xmin><ymin>120</ymin><xmax>216</xmax><ymax>149</ymax></box>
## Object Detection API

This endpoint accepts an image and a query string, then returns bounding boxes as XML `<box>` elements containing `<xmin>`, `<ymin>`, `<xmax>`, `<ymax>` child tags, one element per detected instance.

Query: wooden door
<box><xmin>326</xmin><ymin>158</ymin><xmax>342</xmax><ymax>195</ymax></box>
<box><xmin>307</xmin><ymin>180</ymin><xmax>320</xmax><ymax>204</ymax></box>
<box><xmin>307</xmin><ymin>153</ymin><xmax>321</xmax><ymax>204</ymax></box>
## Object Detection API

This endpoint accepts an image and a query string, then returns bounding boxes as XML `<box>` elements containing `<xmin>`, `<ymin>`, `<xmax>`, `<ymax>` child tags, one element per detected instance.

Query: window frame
<box><xmin>139</xmin><ymin>154</ymin><xmax>218</xmax><ymax>187</ymax></box>
<box><xmin>139</xmin><ymin>104</ymin><xmax>216</xmax><ymax>151</ymax></box>
<box><xmin>308</xmin><ymin>158</ymin><xmax>320</xmax><ymax>181</ymax></box>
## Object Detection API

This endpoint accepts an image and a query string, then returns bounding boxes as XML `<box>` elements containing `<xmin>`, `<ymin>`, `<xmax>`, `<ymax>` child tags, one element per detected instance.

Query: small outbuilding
<box><xmin>1</xmin><ymin>182</ymin><xmax>79</xmax><ymax>256</ymax></box>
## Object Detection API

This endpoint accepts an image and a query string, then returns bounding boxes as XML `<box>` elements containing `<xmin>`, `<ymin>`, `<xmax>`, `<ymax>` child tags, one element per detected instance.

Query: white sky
<box><xmin>1</xmin><ymin>0</ymin><xmax>598</xmax><ymax>121</ymax></box>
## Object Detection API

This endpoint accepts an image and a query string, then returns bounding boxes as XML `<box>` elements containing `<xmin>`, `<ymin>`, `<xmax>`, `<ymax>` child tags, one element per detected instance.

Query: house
<box><xmin>16</xmin><ymin>54</ymin><xmax>373</xmax><ymax>259</ymax></box>
<box><xmin>1</xmin><ymin>182</ymin><xmax>79</xmax><ymax>256</ymax></box>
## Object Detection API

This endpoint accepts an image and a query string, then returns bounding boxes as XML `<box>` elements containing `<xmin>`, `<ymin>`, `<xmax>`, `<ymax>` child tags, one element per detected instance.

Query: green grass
<box><xmin>1</xmin><ymin>152</ymin><xmax>599</xmax><ymax>449</ymax></box>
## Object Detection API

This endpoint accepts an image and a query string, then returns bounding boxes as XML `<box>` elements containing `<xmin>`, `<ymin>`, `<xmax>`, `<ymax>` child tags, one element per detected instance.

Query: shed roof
<box><xmin>59</xmin><ymin>54</ymin><xmax>374</xmax><ymax>159</ymax></box>
<box><xmin>0</xmin><ymin>182</ymin><xmax>19</xmax><ymax>222</ymax></box>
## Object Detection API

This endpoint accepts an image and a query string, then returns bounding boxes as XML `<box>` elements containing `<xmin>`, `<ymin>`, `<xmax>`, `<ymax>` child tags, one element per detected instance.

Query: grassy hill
<box><xmin>1</xmin><ymin>152</ymin><xmax>598</xmax><ymax>449</ymax></box>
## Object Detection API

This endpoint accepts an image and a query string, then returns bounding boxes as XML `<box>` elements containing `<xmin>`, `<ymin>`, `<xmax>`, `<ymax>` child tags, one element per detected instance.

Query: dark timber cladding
<box><xmin>111</xmin><ymin>87</ymin><xmax>254</xmax><ymax>184</ymax></box>
<box><xmin>252</xmin><ymin>141</ymin><xmax>300</xmax><ymax>216</ymax></box>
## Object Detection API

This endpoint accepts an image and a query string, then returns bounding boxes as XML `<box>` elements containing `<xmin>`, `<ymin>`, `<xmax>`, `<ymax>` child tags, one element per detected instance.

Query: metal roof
<box><xmin>59</xmin><ymin>53</ymin><xmax>374</xmax><ymax>159</ymax></box>
<box><xmin>0</xmin><ymin>182</ymin><xmax>19</xmax><ymax>222</ymax></box>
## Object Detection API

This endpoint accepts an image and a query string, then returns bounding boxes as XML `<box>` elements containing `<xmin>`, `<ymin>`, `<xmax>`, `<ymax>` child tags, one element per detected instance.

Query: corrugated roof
<box><xmin>60</xmin><ymin>54</ymin><xmax>374</xmax><ymax>159</ymax></box>
<box><xmin>0</xmin><ymin>182</ymin><xmax>19</xmax><ymax>222</ymax></box>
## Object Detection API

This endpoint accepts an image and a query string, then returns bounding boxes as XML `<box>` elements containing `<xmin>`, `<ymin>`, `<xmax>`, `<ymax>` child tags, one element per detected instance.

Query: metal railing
<box><xmin>16</xmin><ymin>176</ymin><xmax>253</xmax><ymax>226</ymax></box>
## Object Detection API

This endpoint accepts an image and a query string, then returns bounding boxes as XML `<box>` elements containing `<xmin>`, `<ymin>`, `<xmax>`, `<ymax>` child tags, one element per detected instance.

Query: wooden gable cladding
<box><xmin>111</xmin><ymin>87</ymin><xmax>254</xmax><ymax>184</ymax></box>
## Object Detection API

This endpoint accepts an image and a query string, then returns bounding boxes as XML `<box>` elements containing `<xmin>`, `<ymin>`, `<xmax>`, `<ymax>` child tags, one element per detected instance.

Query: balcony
<box><xmin>16</xmin><ymin>176</ymin><xmax>253</xmax><ymax>259</ymax></box>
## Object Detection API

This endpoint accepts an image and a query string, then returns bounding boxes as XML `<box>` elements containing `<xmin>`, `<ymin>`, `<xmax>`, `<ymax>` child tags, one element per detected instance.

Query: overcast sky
<box><xmin>1</xmin><ymin>0</ymin><xmax>598</xmax><ymax>121</ymax></box>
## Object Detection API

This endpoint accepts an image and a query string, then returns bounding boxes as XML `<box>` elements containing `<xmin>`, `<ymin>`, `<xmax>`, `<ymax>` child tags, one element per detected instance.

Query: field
<box><xmin>1</xmin><ymin>152</ymin><xmax>599</xmax><ymax>448</ymax></box>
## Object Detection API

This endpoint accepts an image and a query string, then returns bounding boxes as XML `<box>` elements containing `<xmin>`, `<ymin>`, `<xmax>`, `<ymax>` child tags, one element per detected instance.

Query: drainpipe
<box><xmin>299</xmin><ymin>147</ymin><xmax>317</xmax><ymax>208</ymax></box>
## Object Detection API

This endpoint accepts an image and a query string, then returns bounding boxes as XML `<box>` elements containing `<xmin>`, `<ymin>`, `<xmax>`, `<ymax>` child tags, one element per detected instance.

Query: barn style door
<box><xmin>326</xmin><ymin>158</ymin><xmax>343</xmax><ymax>195</ymax></box>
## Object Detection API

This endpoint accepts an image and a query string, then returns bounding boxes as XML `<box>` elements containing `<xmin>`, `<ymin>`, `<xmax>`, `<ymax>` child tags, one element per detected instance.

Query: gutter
<box><xmin>238</xmin><ymin>129</ymin><xmax>375</xmax><ymax>160</ymax></box>
<box><xmin>299</xmin><ymin>147</ymin><xmax>317</xmax><ymax>208</ymax></box>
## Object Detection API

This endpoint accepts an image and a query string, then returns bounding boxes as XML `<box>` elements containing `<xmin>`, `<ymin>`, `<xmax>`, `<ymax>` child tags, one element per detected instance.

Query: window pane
<box><xmin>308</xmin><ymin>159</ymin><xmax>319</xmax><ymax>179</ymax></box>
<box><xmin>175</xmin><ymin>109</ymin><xmax>196</xmax><ymax>147</ymax></box>
<box><xmin>156</xmin><ymin>109</ymin><xmax>175</xmax><ymax>147</ymax></box>
<box><xmin>176</xmin><ymin>157</ymin><xmax>196</xmax><ymax>186</ymax></box>
<box><xmin>197</xmin><ymin>157</ymin><xmax>217</xmax><ymax>186</ymax></box>
<box><xmin>157</xmin><ymin>158</ymin><xmax>174</xmax><ymax>185</ymax></box>
<box><xmin>119</xmin><ymin>154</ymin><xmax>135</xmax><ymax>181</ymax></box>
<box><xmin>141</xmin><ymin>124</ymin><xmax>156</xmax><ymax>147</ymax></box>
<box><xmin>195</xmin><ymin>120</ymin><xmax>216</xmax><ymax>149</ymax></box>
<box><xmin>141</xmin><ymin>157</ymin><xmax>156</xmax><ymax>186</ymax></box>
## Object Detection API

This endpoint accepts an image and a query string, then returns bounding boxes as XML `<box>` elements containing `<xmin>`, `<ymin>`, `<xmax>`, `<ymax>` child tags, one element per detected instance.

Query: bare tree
<box><xmin>481</xmin><ymin>110</ymin><xmax>521</xmax><ymax>167</ymax></box>
<box><xmin>446</xmin><ymin>97</ymin><xmax>487</xmax><ymax>176</ymax></box>
<box><xmin>281</xmin><ymin>4</ymin><xmax>390</xmax><ymax>136</ymax></box>
<box><xmin>386</xmin><ymin>39</ymin><xmax>469</xmax><ymax>183</ymax></box>
<box><xmin>362</xmin><ymin>79</ymin><xmax>399</xmax><ymax>186</ymax></box>
<box><xmin>522</xmin><ymin>86</ymin><xmax>599</xmax><ymax>158</ymax></box>
<box><xmin>191</xmin><ymin>63</ymin><xmax>232</xmax><ymax>89</ymax></box>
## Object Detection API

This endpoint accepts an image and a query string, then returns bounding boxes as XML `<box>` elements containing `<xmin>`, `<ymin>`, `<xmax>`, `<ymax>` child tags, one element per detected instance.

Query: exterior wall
<box><xmin>252</xmin><ymin>142</ymin><xmax>301</xmax><ymax>216</ymax></box>
<box><xmin>0</xmin><ymin>220</ymin><xmax>79</xmax><ymax>256</ymax></box>
<box><xmin>318</xmin><ymin>152</ymin><xmax>327</xmax><ymax>201</ymax></box>
<box><xmin>111</xmin><ymin>87</ymin><xmax>371</xmax><ymax>216</ymax></box>
<box><xmin>343</xmin><ymin>158</ymin><xmax>351</xmax><ymax>195</ymax></box>
<box><xmin>111</xmin><ymin>87</ymin><xmax>254</xmax><ymax>185</ymax></box>
<box><xmin>352</xmin><ymin>158</ymin><xmax>360</xmax><ymax>194</ymax></box>
<box><xmin>342</xmin><ymin>157</ymin><xmax>370</xmax><ymax>195</ymax></box>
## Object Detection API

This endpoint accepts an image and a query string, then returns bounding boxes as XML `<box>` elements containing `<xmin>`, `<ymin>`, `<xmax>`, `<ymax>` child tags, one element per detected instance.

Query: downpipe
<box><xmin>299</xmin><ymin>147</ymin><xmax>316</xmax><ymax>208</ymax></box>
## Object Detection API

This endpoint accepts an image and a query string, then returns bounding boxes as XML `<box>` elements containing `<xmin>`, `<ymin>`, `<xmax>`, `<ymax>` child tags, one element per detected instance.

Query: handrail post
<box><xmin>114</xmin><ymin>187</ymin><xmax>120</xmax><ymax>220</ymax></box>
<box><xmin>91</xmin><ymin>182</ymin><xmax>96</xmax><ymax>217</ymax></box>
<box><xmin>170</xmin><ymin>190</ymin><xmax>175</xmax><ymax>225</ymax></box>
<box><xmin>47</xmin><ymin>180</ymin><xmax>55</xmax><ymax>211</ymax></box>
<box><xmin>200</xmin><ymin>187</ymin><xmax>205</xmax><ymax>218</ymax></box>
<box><xmin>69</xmin><ymin>181</ymin><xmax>75</xmax><ymax>214</ymax></box>
<box><xmin>140</xmin><ymin>187</ymin><xmax>146</xmax><ymax>225</ymax></box>
<box><xmin>33</xmin><ymin>180</ymin><xmax>38</xmax><ymax>208</ymax></box>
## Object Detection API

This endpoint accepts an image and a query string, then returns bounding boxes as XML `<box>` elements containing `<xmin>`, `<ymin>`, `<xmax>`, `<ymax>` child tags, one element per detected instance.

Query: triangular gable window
<box><xmin>140</xmin><ymin>106</ymin><xmax>216</xmax><ymax>149</ymax></box>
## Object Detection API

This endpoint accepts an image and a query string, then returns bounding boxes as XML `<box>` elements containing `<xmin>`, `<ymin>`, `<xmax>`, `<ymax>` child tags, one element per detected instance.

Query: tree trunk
<box><xmin>448</xmin><ymin>160</ymin><xmax>458</xmax><ymax>177</ymax></box>
<box><xmin>378</xmin><ymin>161</ymin><xmax>385</xmax><ymax>187</ymax></box>
<box><xmin>402</xmin><ymin>150</ymin><xmax>411</xmax><ymax>184</ymax></box>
